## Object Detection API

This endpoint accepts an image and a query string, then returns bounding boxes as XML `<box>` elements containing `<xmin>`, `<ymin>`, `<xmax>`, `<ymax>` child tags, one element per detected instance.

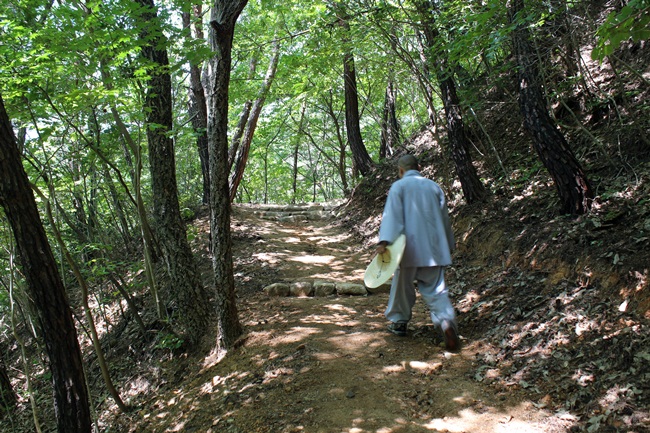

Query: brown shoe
<box><xmin>443</xmin><ymin>323</ymin><xmax>460</xmax><ymax>352</ymax></box>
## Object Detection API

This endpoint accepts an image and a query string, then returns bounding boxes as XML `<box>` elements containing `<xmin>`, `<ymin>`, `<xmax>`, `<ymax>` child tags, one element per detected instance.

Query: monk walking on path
<box><xmin>376</xmin><ymin>154</ymin><xmax>460</xmax><ymax>351</ymax></box>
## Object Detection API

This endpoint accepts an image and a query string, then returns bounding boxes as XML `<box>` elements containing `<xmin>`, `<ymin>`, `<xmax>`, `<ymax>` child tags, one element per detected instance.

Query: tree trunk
<box><xmin>343</xmin><ymin>52</ymin><xmax>374</xmax><ymax>176</ymax></box>
<box><xmin>416</xmin><ymin>0</ymin><xmax>487</xmax><ymax>204</ymax></box>
<box><xmin>206</xmin><ymin>0</ymin><xmax>247</xmax><ymax>352</ymax></box>
<box><xmin>136</xmin><ymin>0</ymin><xmax>215</xmax><ymax>344</ymax></box>
<box><xmin>229</xmin><ymin>40</ymin><xmax>280</xmax><ymax>202</ymax></box>
<box><xmin>182</xmin><ymin>8</ymin><xmax>210</xmax><ymax>205</ymax></box>
<box><xmin>321</xmin><ymin>91</ymin><xmax>349</xmax><ymax>195</ymax></box>
<box><xmin>33</xmin><ymin>184</ymin><xmax>128</xmax><ymax>413</ymax></box>
<box><xmin>0</xmin><ymin>94</ymin><xmax>91</xmax><ymax>432</ymax></box>
<box><xmin>438</xmin><ymin>72</ymin><xmax>487</xmax><ymax>203</ymax></box>
<box><xmin>291</xmin><ymin>100</ymin><xmax>307</xmax><ymax>204</ymax></box>
<box><xmin>335</xmin><ymin>5</ymin><xmax>374</xmax><ymax>176</ymax></box>
<box><xmin>99</xmin><ymin>61</ymin><xmax>162</xmax><ymax>317</ymax></box>
<box><xmin>510</xmin><ymin>0</ymin><xmax>593</xmax><ymax>215</ymax></box>
<box><xmin>0</xmin><ymin>358</ymin><xmax>16</xmax><ymax>411</ymax></box>
<box><xmin>380</xmin><ymin>24</ymin><xmax>401</xmax><ymax>160</ymax></box>
<box><xmin>380</xmin><ymin>80</ymin><xmax>399</xmax><ymax>159</ymax></box>
<box><xmin>228</xmin><ymin>101</ymin><xmax>252</xmax><ymax>172</ymax></box>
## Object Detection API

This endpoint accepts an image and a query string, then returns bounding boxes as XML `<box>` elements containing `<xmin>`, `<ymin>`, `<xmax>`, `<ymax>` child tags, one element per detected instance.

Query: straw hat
<box><xmin>364</xmin><ymin>234</ymin><xmax>406</xmax><ymax>288</ymax></box>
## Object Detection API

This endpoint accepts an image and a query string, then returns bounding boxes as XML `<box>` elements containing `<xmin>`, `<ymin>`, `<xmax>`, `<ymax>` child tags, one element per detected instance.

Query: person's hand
<box><xmin>375</xmin><ymin>241</ymin><xmax>388</xmax><ymax>257</ymax></box>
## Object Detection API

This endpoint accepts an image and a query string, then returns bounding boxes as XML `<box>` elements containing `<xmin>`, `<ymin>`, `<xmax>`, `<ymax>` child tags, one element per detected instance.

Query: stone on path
<box><xmin>263</xmin><ymin>283</ymin><xmax>290</xmax><ymax>297</ymax></box>
<box><xmin>290</xmin><ymin>281</ymin><xmax>314</xmax><ymax>297</ymax></box>
<box><xmin>336</xmin><ymin>282</ymin><xmax>367</xmax><ymax>296</ymax></box>
<box><xmin>313</xmin><ymin>281</ymin><xmax>336</xmax><ymax>297</ymax></box>
<box><xmin>262</xmin><ymin>281</ymin><xmax>371</xmax><ymax>297</ymax></box>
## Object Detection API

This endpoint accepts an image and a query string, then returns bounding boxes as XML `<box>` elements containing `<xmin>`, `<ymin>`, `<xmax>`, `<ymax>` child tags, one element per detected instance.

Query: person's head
<box><xmin>397</xmin><ymin>154</ymin><xmax>419</xmax><ymax>178</ymax></box>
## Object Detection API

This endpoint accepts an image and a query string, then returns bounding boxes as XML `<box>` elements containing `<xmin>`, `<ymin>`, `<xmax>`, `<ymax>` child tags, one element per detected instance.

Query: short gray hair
<box><xmin>398</xmin><ymin>154</ymin><xmax>419</xmax><ymax>171</ymax></box>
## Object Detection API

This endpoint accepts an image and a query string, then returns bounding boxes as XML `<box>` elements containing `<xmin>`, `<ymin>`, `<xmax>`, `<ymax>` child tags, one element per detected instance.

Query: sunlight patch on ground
<box><xmin>199</xmin><ymin>371</ymin><xmax>249</xmax><ymax>395</ymax></box>
<box><xmin>327</xmin><ymin>333</ymin><xmax>384</xmax><ymax>353</ymax></box>
<box><xmin>124</xmin><ymin>375</ymin><xmax>155</xmax><ymax>398</ymax></box>
<box><xmin>422</xmin><ymin>405</ymin><xmax>548</xmax><ymax>433</ymax></box>
<box><xmin>312</xmin><ymin>351</ymin><xmax>340</xmax><ymax>361</ymax></box>
<box><xmin>300</xmin><ymin>315</ymin><xmax>361</xmax><ymax>327</ymax></box>
<box><xmin>380</xmin><ymin>359</ymin><xmax>444</xmax><ymax>375</ymax></box>
<box><xmin>252</xmin><ymin>251</ymin><xmax>287</xmax><ymax>264</ymax></box>
<box><xmin>288</xmin><ymin>254</ymin><xmax>336</xmax><ymax>264</ymax></box>
<box><xmin>382</xmin><ymin>364</ymin><xmax>405</xmax><ymax>373</ymax></box>
<box><xmin>325</xmin><ymin>303</ymin><xmax>358</xmax><ymax>313</ymax></box>
<box><xmin>246</xmin><ymin>330</ymin><xmax>277</xmax><ymax>347</ymax></box>
<box><xmin>407</xmin><ymin>360</ymin><xmax>443</xmax><ymax>374</ymax></box>
<box><xmin>308</xmin><ymin>232</ymin><xmax>353</xmax><ymax>245</ymax></box>
<box><xmin>265</xmin><ymin>326</ymin><xmax>321</xmax><ymax>346</ymax></box>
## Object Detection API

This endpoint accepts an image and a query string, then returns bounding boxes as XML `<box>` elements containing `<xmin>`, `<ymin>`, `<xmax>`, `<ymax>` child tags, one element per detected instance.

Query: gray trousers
<box><xmin>385</xmin><ymin>266</ymin><xmax>456</xmax><ymax>329</ymax></box>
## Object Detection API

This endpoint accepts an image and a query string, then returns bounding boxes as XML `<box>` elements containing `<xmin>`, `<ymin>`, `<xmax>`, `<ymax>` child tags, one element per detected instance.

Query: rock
<box><xmin>290</xmin><ymin>281</ymin><xmax>313</xmax><ymax>297</ymax></box>
<box><xmin>313</xmin><ymin>281</ymin><xmax>336</xmax><ymax>297</ymax></box>
<box><xmin>366</xmin><ymin>282</ymin><xmax>392</xmax><ymax>294</ymax></box>
<box><xmin>263</xmin><ymin>283</ymin><xmax>290</xmax><ymax>297</ymax></box>
<box><xmin>336</xmin><ymin>283</ymin><xmax>367</xmax><ymax>296</ymax></box>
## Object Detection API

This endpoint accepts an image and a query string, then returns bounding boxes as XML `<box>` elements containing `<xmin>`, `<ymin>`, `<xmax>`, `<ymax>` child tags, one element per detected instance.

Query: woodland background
<box><xmin>0</xmin><ymin>0</ymin><xmax>649</xmax><ymax>432</ymax></box>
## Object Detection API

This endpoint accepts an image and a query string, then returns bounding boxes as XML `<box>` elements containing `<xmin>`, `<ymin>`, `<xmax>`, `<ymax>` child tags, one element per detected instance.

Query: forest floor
<box><xmin>104</xmin><ymin>204</ymin><xmax>577</xmax><ymax>433</ymax></box>
<box><xmin>98</xmin><ymin>170</ymin><xmax>648</xmax><ymax>433</ymax></box>
<box><xmin>4</xmin><ymin>155</ymin><xmax>649</xmax><ymax>433</ymax></box>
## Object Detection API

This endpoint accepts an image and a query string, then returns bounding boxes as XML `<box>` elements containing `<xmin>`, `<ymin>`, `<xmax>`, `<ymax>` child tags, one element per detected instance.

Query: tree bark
<box><xmin>343</xmin><ymin>52</ymin><xmax>374</xmax><ymax>176</ymax></box>
<box><xmin>380</xmin><ymin>25</ymin><xmax>401</xmax><ymax>160</ymax></box>
<box><xmin>229</xmin><ymin>40</ymin><xmax>280</xmax><ymax>202</ymax></box>
<box><xmin>0</xmin><ymin>358</ymin><xmax>16</xmax><ymax>411</ymax></box>
<box><xmin>182</xmin><ymin>7</ymin><xmax>210</xmax><ymax>205</ymax></box>
<box><xmin>335</xmin><ymin>5</ymin><xmax>374</xmax><ymax>176</ymax></box>
<box><xmin>206</xmin><ymin>0</ymin><xmax>247</xmax><ymax>351</ymax></box>
<box><xmin>136</xmin><ymin>0</ymin><xmax>215</xmax><ymax>344</ymax></box>
<box><xmin>380</xmin><ymin>80</ymin><xmax>399</xmax><ymax>159</ymax></box>
<box><xmin>510</xmin><ymin>0</ymin><xmax>593</xmax><ymax>215</ymax></box>
<box><xmin>0</xmin><ymin>94</ymin><xmax>91</xmax><ymax>432</ymax></box>
<box><xmin>318</xmin><ymin>91</ymin><xmax>350</xmax><ymax>195</ymax></box>
<box><xmin>438</xmin><ymin>72</ymin><xmax>487</xmax><ymax>203</ymax></box>
<box><xmin>291</xmin><ymin>100</ymin><xmax>308</xmax><ymax>204</ymax></box>
<box><xmin>416</xmin><ymin>0</ymin><xmax>487</xmax><ymax>204</ymax></box>
<box><xmin>228</xmin><ymin>101</ymin><xmax>252</xmax><ymax>172</ymax></box>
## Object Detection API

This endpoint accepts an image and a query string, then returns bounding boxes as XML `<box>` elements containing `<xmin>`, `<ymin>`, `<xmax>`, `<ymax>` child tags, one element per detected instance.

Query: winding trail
<box><xmin>131</xmin><ymin>203</ymin><xmax>574</xmax><ymax>433</ymax></box>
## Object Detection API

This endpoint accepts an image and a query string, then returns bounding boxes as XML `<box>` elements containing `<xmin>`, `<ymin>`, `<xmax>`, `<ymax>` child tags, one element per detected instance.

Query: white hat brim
<box><xmin>364</xmin><ymin>234</ymin><xmax>406</xmax><ymax>288</ymax></box>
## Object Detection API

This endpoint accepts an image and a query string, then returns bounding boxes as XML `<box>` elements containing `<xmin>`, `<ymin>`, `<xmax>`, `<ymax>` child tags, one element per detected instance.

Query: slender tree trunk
<box><xmin>206</xmin><ymin>0</ymin><xmax>247</xmax><ymax>352</ymax></box>
<box><xmin>136</xmin><ymin>0</ymin><xmax>215</xmax><ymax>344</ymax></box>
<box><xmin>380</xmin><ymin>80</ymin><xmax>399</xmax><ymax>159</ymax></box>
<box><xmin>228</xmin><ymin>101</ymin><xmax>252</xmax><ymax>172</ymax></box>
<box><xmin>33</xmin><ymin>185</ymin><xmax>128</xmax><ymax>412</ymax></box>
<box><xmin>335</xmin><ymin>5</ymin><xmax>374</xmax><ymax>176</ymax></box>
<box><xmin>99</xmin><ymin>62</ymin><xmax>162</xmax><ymax>317</ymax></box>
<box><xmin>438</xmin><ymin>72</ymin><xmax>487</xmax><ymax>203</ymax></box>
<box><xmin>414</xmin><ymin>33</ymin><xmax>439</xmax><ymax>126</ymax></box>
<box><xmin>510</xmin><ymin>0</ymin><xmax>593</xmax><ymax>215</ymax></box>
<box><xmin>416</xmin><ymin>0</ymin><xmax>487</xmax><ymax>204</ymax></box>
<box><xmin>291</xmin><ymin>100</ymin><xmax>307</xmax><ymax>204</ymax></box>
<box><xmin>0</xmin><ymin>94</ymin><xmax>91</xmax><ymax>433</ymax></box>
<box><xmin>101</xmin><ymin>163</ymin><xmax>133</xmax><ymax>251</ymax></box>
<box><xmin>0</xmin><ymin>358</ymin><xmax>16</xmax><ymax>411</ymax></box>
<box><xmin>343</xmin><ymin>52</ymin><xmax>374</xmax><ymax>176</ymax></box>
<box><xmin>229</xmin><ymin>40</ymin><xmax>280</xmax><ymax>202</ymax></box>
<box><xmin>321</xmin><ymin>91</ymin><xmax>349</xmax><ymax>195</ymax></box>
<box><xmin>380</xmin><ymin>24</ymin><xmax>401</xmax><ymax>160</ymax></box>
<box><xmin>182</xmin><ymin>8</ymin><xmax>210</xmax><ymax>205</ymax></box>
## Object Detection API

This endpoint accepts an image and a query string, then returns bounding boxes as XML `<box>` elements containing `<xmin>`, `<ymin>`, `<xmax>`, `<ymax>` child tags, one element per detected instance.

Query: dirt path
<box><xmin>122</xmin><ymin>204</ymin><xmax>574</xmax><ymax>433</ymax></box>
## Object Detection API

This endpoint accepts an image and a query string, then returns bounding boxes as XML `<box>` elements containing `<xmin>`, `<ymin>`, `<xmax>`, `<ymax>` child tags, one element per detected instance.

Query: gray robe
<box><xmin>378</xmin><ymin>170</ymin><xmax>455</xmax><ymax>267</ymax></box>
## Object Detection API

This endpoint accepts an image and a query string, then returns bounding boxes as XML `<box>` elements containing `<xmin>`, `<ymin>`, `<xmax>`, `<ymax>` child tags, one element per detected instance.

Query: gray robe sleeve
<box><xmin>378</xmin><ymin>183</ymin><xmax>403</xmax><ymax>245</ymax></box>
